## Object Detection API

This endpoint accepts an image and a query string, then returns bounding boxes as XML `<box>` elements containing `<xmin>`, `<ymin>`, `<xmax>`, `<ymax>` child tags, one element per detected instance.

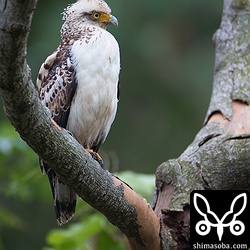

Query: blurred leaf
<box><xmin>47</xmin><ymin>216</ymin><xmax>101</xmax><ymax>245</ymax></box>
<box><xmin>116</xmin><ymin>171</ymin><xmax>155</xmax><ymax>202</ymax></box>
<box><xmin>45</xmin><ymin>212</ymin><xmax>126</xmax><ymax>250</ymax></box>
<box><xmin>97</xmin><ymin>230</ymin><xmax>126</xmax><ymax>250</ymax></box>
<box><xmin>0</xmin><ymin>122</ymin><xmax>50</xmax><ymax>202</ymax></box>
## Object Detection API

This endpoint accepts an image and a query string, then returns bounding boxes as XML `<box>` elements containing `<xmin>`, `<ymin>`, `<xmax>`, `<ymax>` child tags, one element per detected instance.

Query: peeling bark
<box><xmin>153</xmin><ymin>0</ymin><xmax>250</xmax><ymax>249</ymax></box>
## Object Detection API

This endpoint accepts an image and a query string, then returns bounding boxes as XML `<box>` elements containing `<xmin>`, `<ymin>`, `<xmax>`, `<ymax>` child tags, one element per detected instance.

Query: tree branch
<box><xmin>0</xmin><ymin>0</ymin><xmax>160</xmax><ymax>249</ymax></box>
<box><xmin>153</xmin><ymin>0</ymin><xmax>250</xmax><ymax>249</ymax></box>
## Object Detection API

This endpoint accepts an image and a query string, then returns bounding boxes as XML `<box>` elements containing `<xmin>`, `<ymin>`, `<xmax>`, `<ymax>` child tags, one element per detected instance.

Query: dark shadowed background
<box><xmin>0</xmin><ymin>0</ymin><xmax>223</xmax><ymax>249</ymax></box>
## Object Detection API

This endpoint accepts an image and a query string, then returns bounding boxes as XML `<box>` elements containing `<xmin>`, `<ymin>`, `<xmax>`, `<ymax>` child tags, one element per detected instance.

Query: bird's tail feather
<box><xmin>40</xmin><ymin>159</ymin><xmax>76</xmax><ymax>225</ymax></box>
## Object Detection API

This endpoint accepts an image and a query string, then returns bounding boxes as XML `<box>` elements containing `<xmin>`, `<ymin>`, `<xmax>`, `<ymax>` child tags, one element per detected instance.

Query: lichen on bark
<box><xmin>153</xmin><ymin>0</ymin><xmax>250</xmax><ymax>249</ymax></box>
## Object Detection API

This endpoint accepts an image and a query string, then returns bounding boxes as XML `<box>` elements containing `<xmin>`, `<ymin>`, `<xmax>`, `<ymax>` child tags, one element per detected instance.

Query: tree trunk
<box><xmin>153</xmin><ymin>0</ymin><xmax>250</xmax><ymax>249</ymax></box>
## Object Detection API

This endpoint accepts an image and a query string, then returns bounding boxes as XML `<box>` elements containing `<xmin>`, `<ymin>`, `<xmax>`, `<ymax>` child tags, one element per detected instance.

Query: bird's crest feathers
<box><xmin>63</xmin><ymin>0</ymin><xmax>111</xmax><ymax>21</ymax></box>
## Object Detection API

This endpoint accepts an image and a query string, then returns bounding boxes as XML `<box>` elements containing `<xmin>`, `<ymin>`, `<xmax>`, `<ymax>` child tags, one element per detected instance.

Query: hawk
<box><xmin>37</xmin><ymin>0</ymin><xmax>120</xmax><ymax>225</ymax></box>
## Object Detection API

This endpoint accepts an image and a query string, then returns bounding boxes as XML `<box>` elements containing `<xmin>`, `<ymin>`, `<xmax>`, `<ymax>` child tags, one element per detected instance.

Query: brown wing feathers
<box><xmin>37</xmin><ymin>46</ymin><xmax>77</xmax><ymax>225</ymax></box>
<box><xmin>38</xmin><ymin>48</ymin><xmax>77</xmax><ymax>127</ymax></box>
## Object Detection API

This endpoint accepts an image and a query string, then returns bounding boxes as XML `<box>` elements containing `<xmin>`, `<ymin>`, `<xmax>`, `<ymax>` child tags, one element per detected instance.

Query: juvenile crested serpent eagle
<box><xmin>37</xmin><ymin>0</ymin><xmax>120</xmax><ymax>225</ymax></box>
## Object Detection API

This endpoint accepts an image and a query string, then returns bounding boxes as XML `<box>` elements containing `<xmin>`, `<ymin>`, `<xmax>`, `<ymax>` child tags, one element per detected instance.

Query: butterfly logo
<box><xmin>193</xmin><ymin>193</ymin><xmax>247</xmax><ymax>241</ymax></box>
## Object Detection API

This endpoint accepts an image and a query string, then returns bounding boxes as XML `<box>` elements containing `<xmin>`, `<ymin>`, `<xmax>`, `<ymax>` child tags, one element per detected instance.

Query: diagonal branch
<box><xmin>0</xmin><ymin>1</ymin><xmax>160</xmax><ymax>249</ymax></box>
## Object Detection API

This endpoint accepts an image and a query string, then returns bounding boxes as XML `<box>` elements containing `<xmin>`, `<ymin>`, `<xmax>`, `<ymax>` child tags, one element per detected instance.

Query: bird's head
<box><xmin>63</xmin><ymin>0</ymin><xmax>118</xmax><ymax>29</ymax></box>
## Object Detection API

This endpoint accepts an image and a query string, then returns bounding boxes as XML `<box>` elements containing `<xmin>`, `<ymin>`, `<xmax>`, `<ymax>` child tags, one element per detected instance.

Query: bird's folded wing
<box><xmin>37</xmin><ymin>47</ymin><xmax>77</xmax><ymax>128</ymax></box>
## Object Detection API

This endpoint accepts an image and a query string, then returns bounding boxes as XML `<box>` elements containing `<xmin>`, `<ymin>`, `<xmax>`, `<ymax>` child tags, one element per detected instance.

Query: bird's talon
<box><xmin>86</xmin><ymin>149</ymin><xmax>103</xmax><ymax>166</ymax></box>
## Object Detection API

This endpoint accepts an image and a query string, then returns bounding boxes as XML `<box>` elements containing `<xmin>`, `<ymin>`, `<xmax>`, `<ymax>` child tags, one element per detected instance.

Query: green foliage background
<box><xmin>0</xmin><ymin>0</ymin><xmax>223</xmax><ymax>249</ymax></box>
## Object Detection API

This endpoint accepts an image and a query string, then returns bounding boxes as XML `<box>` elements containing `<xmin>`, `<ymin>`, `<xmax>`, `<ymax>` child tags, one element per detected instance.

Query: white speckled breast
<box><xmin>66</xmin><ymin>26</ymin><xmax>120</xmax><ymax>149</ymax></box>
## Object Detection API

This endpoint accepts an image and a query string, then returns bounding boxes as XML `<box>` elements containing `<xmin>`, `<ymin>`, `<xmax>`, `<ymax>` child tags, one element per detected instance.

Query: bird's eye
<box><xmin>92</xmin><ymin>12</ymin><xmax>100</xmax><ymax>19</ymax></box>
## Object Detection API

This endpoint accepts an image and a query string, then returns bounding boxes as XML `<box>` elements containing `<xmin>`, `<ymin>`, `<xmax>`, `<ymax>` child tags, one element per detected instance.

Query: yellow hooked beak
<box><xmin>92</xmin><ymin>12</ymin><xmax>118</xmax><ymax>26</ymax></box>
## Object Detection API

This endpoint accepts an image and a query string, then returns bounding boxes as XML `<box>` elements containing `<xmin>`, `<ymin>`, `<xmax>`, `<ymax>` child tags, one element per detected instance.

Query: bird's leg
<box><xmin>85</xmin><ymin>149</ymin><xmax>104</xmax><ymax>166</ymax></box>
